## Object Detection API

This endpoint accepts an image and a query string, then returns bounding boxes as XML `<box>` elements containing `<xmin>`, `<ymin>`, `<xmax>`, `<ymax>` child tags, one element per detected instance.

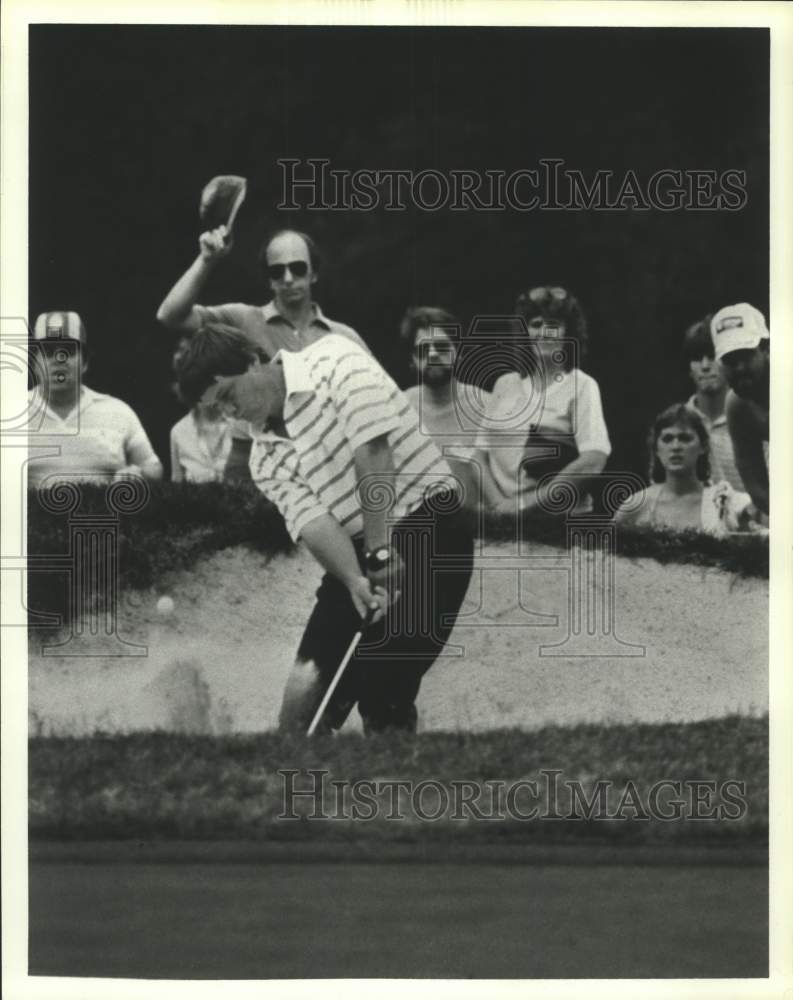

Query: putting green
<box><xmin>29</xmin><ymin>858</ymin><xmax>767</xmax><ymax>978</ymax></box>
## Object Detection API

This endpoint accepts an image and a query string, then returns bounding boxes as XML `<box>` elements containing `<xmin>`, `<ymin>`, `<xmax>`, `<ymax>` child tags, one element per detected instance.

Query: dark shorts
<box><xmin>286</xmin><ymin>492</ymin><xmax>475</xmax><ymax>734</ymax></box>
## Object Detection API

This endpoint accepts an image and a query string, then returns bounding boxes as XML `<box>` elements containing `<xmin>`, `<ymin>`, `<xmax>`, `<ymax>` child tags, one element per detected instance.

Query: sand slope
<box><xmin>28</xmin><ymin>542</ymin><xmax>767</xmax><ymax>735</ymax></box>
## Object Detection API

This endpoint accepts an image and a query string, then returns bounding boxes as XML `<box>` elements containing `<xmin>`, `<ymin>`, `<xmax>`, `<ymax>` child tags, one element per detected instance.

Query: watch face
<box><xmin>367</xmin><ymin>546</ymin><xmax>391</xmax><ymax>570</ymax></box>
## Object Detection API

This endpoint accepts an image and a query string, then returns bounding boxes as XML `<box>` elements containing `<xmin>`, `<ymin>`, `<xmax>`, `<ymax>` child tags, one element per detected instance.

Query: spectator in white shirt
<box><xmin>170</xmin><ymin>403</ymin><xmax>232</xmax><ymax>483</ymax></box>
<box><xmin>27</xmin><ymin>311</ymin><xmax>162</xmax><ymax>489</ymax></box>
<box><xmin>475</xmin><ymin>286</ymin><xmax>611</xmax><ymax>515</ymax></box>
<box><xmin>169</xmin><ymin>333</ymin><xmax>232</xmax><ymax>483</ymax></box>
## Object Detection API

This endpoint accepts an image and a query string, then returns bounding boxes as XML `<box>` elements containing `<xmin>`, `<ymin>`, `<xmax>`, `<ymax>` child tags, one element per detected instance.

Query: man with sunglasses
<box><xmin>400</xmin><ymin>306</ymin><xmax>497</xmax><ymax>510</ymax></box>
<box><xmin>156</xmin><ymin>225</ymin><xmax>367</xmax><ymax>478</ymax></box>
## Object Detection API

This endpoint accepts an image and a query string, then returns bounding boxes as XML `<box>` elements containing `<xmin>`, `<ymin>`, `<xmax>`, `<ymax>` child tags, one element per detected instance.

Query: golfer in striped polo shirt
<box><xmin>185</xmin><ymin>328</ymin><xmax>475</xmax><ymax>734</ymax></box>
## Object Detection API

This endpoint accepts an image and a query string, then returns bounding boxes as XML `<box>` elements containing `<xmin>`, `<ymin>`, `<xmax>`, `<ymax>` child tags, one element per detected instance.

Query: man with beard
<box><xmin>400</xmin><ymin>306</ymin><xmax>492</xmax><ymax>510</ymax></box>
<box><xmin>710</xmin><ymin>303</ymin><xmax>770</xmax><ymax>516</ymax></box>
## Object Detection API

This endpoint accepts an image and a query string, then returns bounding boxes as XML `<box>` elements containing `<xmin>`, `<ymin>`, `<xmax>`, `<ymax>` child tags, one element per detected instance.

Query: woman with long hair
<box><xmin>615</xmin><ymin>404</ymin><xmax>762</xmax><ymax>534</ymax></box>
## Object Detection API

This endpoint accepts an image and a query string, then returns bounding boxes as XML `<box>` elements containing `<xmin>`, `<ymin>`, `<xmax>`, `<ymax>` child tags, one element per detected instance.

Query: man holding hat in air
<box><xmin>156</xmin><ymin>215</ymin><xmax>368</xmax><ymax>480</ymax></box>
<box><xmin>710</xmin><ymin>303</ymin><xmax>770</xmax><ymax>516</ymax></box>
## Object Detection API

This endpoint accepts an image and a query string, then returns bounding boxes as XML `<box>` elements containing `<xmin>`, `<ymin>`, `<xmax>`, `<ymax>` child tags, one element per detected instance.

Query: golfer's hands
<box><xmin>346</xmin><ymin>575</ymin><xmax>392</xmax><ymax>624</ymax></box>
<box><xmin>202</xmin><ymin>371</ymin><xmax>270</xmax><ymax>426</ymax></box>
<box><xmin>199</xmin><ymin>225</ymin><xmax>233</xmax><ymax>263</ymax></box>
<box><xmin>365</xmin><ymin>549</ymin><xmax>405</xmax><ymax>593</ymax></box>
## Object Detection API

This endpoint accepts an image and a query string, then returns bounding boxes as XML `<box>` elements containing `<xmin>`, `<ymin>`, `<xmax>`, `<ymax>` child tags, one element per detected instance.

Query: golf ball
<box><xmin>156</xmin><ymin>595</ymin><xmax>175</xmax><ymax>616</ymax></box>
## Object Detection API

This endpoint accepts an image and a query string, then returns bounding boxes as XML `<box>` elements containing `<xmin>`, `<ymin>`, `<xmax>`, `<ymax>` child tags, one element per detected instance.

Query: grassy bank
<box><xmin>30</xmin><ymin>715</ymin><xmax>767</xmax><ymax>846</ymax></box>
<box><xmin>27</xmin><ymin>481</ymin><xmax>768</xmax><ymax>629</ymax></box>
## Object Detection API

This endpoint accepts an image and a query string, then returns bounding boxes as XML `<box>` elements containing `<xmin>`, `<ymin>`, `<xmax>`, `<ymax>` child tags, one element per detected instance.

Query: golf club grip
<box><xmin>306</xmin><ymin>606</ymin><xmax>376</xmax><ymax>736</ymax></box>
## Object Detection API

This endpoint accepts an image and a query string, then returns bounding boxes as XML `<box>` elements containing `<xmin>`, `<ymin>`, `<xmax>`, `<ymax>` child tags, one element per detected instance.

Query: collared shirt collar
<box><xmin>276</xmin><ymin>348</ymin><xmax>315</xmax><ymax>399</ymax></box>
<box><xmin>31</xmin><ymin>384</ymin><xmax>104</xmax><ymax>423</ymax></box>
<box><xmin>262</xmin><ymin>299</ymin><xmax>331</xmax><ymax>331</ymax></box>
<box><xmin>687</xmin><ymin>392</ymin><xmax>727</xmax><ymax>427</ymax></box>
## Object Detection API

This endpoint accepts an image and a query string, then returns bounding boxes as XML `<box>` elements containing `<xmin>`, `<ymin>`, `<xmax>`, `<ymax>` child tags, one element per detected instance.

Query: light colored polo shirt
<box><xmin>194</xmin><ymin>299</ymin><xmax>367</xmax><ymax>359</ymax></box>
<box><xmin>170</xmin><ymin>411</ymin><xmax>232</xmax><ymax>483</ymax></box>
<box><xmin>686</xmin><ymin>393</ymin><xmax>744</xmax><ymax>492</ymax></box>
<box><xmin>27</xmin><ymin>386</ymin><xmax>159</xmax><ymax>488</ymax></box>
<box><xmin>475</xmin><ymin>368</ymin><xmax>611</xmax><ymax>500</ymax></box>
<box><xmin>249</xmin><ymin>336</ymin><xmax>454</xmax><ymax>542</ymax></box>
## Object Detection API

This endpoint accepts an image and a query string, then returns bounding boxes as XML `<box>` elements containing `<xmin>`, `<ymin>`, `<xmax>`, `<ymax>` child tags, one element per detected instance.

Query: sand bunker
<box><xmin>28</xmin><ymin>542</ymin><xmax>767</xmax><ymax>735</ymax></box>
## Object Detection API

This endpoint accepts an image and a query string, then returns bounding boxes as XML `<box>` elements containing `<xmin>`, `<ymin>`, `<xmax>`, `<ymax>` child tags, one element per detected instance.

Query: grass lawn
<box><xmin>29</xmin><ymin>858</ymin><xmax>767</xmax><ymax>979</ymax></box>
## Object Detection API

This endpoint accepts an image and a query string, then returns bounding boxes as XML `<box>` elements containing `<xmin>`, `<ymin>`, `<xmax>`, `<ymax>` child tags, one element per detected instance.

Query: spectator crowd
<box><xmin>28</xmin><ymin>226</ymin><xmax>770</xmax><ymax>534</ymax></box>
<box><xmin>26</xmin><ymin>213</ymin><xmax>771</xmax><ymax>734</ymax></box>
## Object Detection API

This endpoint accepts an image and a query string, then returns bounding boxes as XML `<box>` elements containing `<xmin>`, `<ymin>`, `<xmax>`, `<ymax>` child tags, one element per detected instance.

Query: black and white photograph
<box><xmin>2</xmin><ymin>1</ymin><xmax>792</xmax><ymax>995</ymax></box>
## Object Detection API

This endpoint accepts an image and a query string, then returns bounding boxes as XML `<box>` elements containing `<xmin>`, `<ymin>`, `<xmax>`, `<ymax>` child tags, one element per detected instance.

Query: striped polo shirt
<box><xmin>194</xmin><ymin>300</ymin><xmax>368</xmax><ymax>442</ymax></box>
<box><xmin>249</xmin><ymin>336</ymin><xmax>455</xmax><ymax>541</ymax></box>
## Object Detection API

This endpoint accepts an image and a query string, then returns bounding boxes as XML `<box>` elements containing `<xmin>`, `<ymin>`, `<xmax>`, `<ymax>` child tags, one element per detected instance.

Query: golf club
<box><xmin>307</xmin><ymin>605</ymin><xmax>376</xmax><ymax>736</ymax></box>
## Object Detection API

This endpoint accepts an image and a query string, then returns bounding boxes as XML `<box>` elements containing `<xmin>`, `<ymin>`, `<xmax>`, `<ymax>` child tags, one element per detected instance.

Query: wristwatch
<box><xmin>364</xmin><ymin>546</ymin><xmax>392</xmax><ymax>573</ymax></box>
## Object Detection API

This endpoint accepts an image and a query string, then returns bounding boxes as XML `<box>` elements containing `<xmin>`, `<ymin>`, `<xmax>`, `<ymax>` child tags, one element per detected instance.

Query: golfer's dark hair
<box><xmin>258</xmin><ymin>229</ymin><xmax>321</xmax><ymax>275</ymax></box>
<box><xmin>649</xmin><ymin>403</ymin><xmax>711</xmax><ymax>484</ymax></box>
<box><xmin>514</xmin><ymin>286</ymin><xmax>587</xmax><ymax>371</ymax></box>
<box><xmin>682</xmin><ymin>314</ymin><xmax>715</xmax><ymax>364</ymax></box>
<box><xmin>399</xmin><ymin>306</ymin><xmax>459</xmax><ymax>349</ymax></box>
<box><xmin>174</xmin><ymin>323</ymin><xmax>269</xmax><ymax>408</ymax></box>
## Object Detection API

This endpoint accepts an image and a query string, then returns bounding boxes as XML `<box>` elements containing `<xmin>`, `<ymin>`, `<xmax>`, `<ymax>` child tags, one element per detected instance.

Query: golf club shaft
<box><xmin>307</xmin><ymin>607</ymin><xmax>375</xmax><ymax>736</ymax></box>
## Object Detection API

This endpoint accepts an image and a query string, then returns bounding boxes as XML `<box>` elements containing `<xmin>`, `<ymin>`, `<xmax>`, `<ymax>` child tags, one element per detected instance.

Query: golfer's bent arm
<box><xmin>352</xmin><ymin>434</ymin><xmax>397</xmax><ymax>552</ymax></box>
<box><xmin>300</xmin><ymin>514</ymin><xmax>379</xmax><ymax>619</ymax></box>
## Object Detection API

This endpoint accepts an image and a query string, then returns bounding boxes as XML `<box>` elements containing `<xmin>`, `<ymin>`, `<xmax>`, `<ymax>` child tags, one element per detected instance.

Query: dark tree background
<box><xmin>29</xmin><ymin>26</ymin><xmax>768</xmax><ymax>479</ymax></box>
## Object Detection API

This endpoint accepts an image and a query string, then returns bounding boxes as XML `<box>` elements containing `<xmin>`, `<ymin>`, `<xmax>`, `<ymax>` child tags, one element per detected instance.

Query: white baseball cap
<box><xmin>710</xmin><ymin>303</ymin><xmax>769</xmax><ymax>361</ymax></box>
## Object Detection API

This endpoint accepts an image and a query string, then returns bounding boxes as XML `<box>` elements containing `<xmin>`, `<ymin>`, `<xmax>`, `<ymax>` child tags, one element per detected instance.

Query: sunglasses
<box><xmin>527</xmin><ymin>316</ymin><xmax>562</xmax><ymax>335</ymax></box>
<box><xmin>414</xmin><ymin>343</ymin><xmax>455</xmax><ymax>360</ymax></box>
<box><xmin>527</xmin><ymin>286</ymin><xmax>568</xmax><ymax>303</ymax></box>
<box><xmin>267</xmin><ymin>260</ymin><xmax>309</xmax><ymax>280</ymax></box>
